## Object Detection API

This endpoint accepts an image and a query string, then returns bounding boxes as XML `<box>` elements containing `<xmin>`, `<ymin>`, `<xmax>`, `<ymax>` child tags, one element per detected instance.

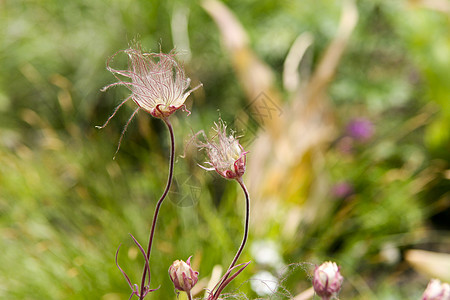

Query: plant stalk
<box><xmin>213</xmin><ymin>176</ymin><xmax>250</xmax><ymax>298</ymax></box>
<box><xmin>139</xmin><ymin>118</ymin><xmax>175</xmax><ymax>299</ymax></box>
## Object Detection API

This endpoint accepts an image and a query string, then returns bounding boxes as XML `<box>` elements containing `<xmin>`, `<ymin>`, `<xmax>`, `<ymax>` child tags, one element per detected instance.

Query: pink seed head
<box><xmin>103</xmin><ymin>45</ymin><xmax>201</xmax><ymax>120</ymax></box>
<box><xmin>198</xmin><ymin>120</ymin><xmax>247</xmax><ymax>180</ymax></box>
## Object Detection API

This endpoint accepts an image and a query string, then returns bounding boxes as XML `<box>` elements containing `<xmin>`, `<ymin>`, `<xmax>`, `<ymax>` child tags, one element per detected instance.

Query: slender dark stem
<box><xmin>139</xmin><ymin>118</ymin><xmax>175</xmax><ymax>300</ymax></box>
<box><xmin>213</xmin><ymin>176</ymin><xmax>250</xmax><ymax>298</ymax></box>
<box><xmin>187</xmin><ymin>291</ymin><xmax>193</xmax><ymax>300</ymax></box>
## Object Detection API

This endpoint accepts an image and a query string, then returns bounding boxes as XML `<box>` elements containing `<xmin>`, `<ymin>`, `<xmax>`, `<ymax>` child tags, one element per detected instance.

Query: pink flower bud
<box><xmin>422</xmin><ymin>279</ymin><xmax>450</xmax><ymax>300</ymax></box>
<box><xmin>312</xmin><ymin>261</ymin><xmax>344</xmax><ymax>300</ymax></box>
<box><xmin>168</xmin><ymin>256</ymin><xmax>199</xmax><ymax>293</ymax></box>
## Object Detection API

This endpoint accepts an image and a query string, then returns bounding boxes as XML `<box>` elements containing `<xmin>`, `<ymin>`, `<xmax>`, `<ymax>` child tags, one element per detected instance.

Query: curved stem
<box><xmin>213</xmin><ymin>177</ymin><xmax>250</xmax><ymax>298</ymax></box>
<box><xmin>187</xmin><ymin>291</ymin><xmax>193</xmax><ymax>300</ymax></box>
<box><xmin>139</xmin><ymin>118</ymin><xmax>175</xmax><ymax>299</ymax></box>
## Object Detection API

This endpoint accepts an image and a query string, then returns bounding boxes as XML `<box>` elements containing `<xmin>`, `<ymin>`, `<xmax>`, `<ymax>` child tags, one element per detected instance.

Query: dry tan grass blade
<box><xmin>405</xmin><ymin>249</ymin><xmax>450</xmax><ymax>282</ymax></box>
<box><xmin>201</xmin><ymin>0</ymin><xmax>283</xmax><ymax>138</ymax></box>
<box><xmin>202</xmin><ymin>0</ymin><xmax>358</xmax><ymax>237</ymax></box>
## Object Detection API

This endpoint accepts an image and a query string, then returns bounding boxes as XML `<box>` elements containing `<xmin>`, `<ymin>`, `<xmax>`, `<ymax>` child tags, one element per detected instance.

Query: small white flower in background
<box><xmin>250</xmin><ymin>270</ymin><xmax>278</xmax><ymax>296</ymax></box>
<box><xmin>312</xmin><ymin>261</ymin><xmax>343</xmax><ymax>300</ymax></box>
<box><xmin>251</xmin><ymin>240</ymin><xmax>284</xmax><ymax>269</ymax></box>
<box><xmin>379</xmin><ymin>242</ymin><xmax>401</xmax><ymax>265</ymax></box>
<box><xmin>422</xmin><ymin>279</ymin><xmax>450</xmax><ymax>300</ymax></box>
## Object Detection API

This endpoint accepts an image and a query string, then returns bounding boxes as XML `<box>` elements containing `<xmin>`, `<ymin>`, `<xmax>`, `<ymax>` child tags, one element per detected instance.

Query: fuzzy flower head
<box><xmin>422</xmin><ymin>279</ymin><xmax>450</xmax><ymax>300</ymax></box>
<box><xmin>197</xmin><ymin>120</ymin><xmax>247</xmax><ymax>180</ymax></box>
<box><xmin>102</xmin><ymin>44</ymin><xmax>201</xmax><ymax>119</ymax></box>
<box><xmin>168</xmin><ymin>256</ymin><xmax>199</xmax><ymax>293</ymax></box>
<box><xmin>313</xmin><ymin>261</ymin><xmax>344</xmax><ymax>300</ymax></box>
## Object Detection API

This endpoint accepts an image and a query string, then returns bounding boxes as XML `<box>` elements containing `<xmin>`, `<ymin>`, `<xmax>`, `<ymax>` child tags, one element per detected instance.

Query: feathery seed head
<box><xmin>198</xmin><ymin>120</ymin><xmax>247</xmax><ymax>180</ymax></box>
<box><xmin>103</xmin><ymin>45</ymin><xmax>201</xmax><ymax>120</ymax></box>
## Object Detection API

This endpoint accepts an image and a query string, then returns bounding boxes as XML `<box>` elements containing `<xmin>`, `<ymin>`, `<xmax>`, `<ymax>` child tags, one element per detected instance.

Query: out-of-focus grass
<box><xmin>0</xmin><ymin>0</ymin><xmax>449</xmax><ymax>299</ymax></box>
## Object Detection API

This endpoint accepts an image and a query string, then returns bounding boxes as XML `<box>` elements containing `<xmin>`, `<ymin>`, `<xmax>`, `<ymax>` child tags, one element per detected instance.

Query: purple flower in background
<box><xmin>346</xmin><ymin>118</ymin><xmax>374</xmax><ymax>142</ymax></box>
<box><xmin>331</xmin><ymin>182</ymin><xmax>354</xmax><ymax>199</ymax></box>
<box><xmin>336</xmin><ymin>136</ymin><xmax>354</xmax><ymax>154</ymax></box>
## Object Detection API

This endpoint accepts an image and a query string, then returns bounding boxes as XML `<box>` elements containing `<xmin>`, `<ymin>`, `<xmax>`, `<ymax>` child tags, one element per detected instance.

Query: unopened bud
<box><xmin>169</xmin><ymin>256</ymin><xmax>199</xmax><ymax>293</ymax></box>
<box><xmin>312</xmin><ymin>261</ymin><xmax>343</xmax><ymax>300</ymax></box>
<box><xmin>422</xmin><ymin>279</ymin><xmax>450</xmax><ymax>300</ymax></box>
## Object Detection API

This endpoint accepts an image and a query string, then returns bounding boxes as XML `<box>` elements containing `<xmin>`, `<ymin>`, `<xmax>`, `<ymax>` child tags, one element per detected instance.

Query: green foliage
<box><xmin>0</xmin><ymin>0</ymin><xmax>449</xmax><ymax>299</ymax></box>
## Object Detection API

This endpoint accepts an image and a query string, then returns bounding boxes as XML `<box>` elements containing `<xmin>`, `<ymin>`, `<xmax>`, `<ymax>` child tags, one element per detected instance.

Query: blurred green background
<box><xmin>1</xmin><ymin>0</ymin><xmax>449</xmax><ymax>299</ymax></box>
